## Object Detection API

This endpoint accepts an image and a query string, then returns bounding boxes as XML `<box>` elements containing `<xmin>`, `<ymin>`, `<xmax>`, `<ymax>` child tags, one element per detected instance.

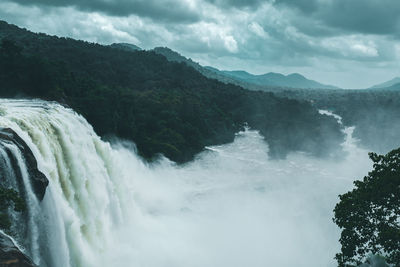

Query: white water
<box><xmin>1</xmin><ymin>142</ymin><xmax>41</xmax><ymax>263</ymax></box>
<box><xmin>0</xmin><ymin>229</ymin><xmax>26</xmax><ymax>252</ymax></box>
<box><xmin>0</xmin><ymin>100</ymin><xmax>372</xmax><ymax>267</ymax></box>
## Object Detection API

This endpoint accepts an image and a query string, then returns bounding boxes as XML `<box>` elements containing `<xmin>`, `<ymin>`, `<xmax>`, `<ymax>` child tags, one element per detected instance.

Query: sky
<box><xmin>1</xmin><ymin>0</ymin><xmax>399</xmax><ymax>89</ymax></box>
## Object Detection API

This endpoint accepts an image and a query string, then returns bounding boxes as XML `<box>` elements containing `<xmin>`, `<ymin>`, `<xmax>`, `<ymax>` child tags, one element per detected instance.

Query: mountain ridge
<box><xmin>217</xmin><ymin>69</ymin><xmax>339</xmax><ymax>89</ymax></box>
<box><xmin>109</xmin><ymin>43</ymin><xmax>142</xmax><ymax>51</ymax></box>
<box><xmin>370</xmin><ymin>77</ymin><xmax>400</xmax><ymax>89</ymax></box>
<box><xmin>382</xmin><ymin>82</ymin><xmax>400</xmax><ymax>91</ymax></box>
<box><xmin>152</xmin><ymin>46</ymin><xmax>339</xmax><ymax>90</ymax></box>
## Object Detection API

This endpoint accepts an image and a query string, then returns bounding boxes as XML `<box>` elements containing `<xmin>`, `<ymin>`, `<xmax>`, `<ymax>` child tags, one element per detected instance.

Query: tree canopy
<box><xmin>0</xmin><ymin>20</ymin><xmax>344</xmax><ymax>163</ymax></box>
<box><xmin>333</xmin><ymin>148</ymin><xmax>400</xmax><ymax>266</ymax></box>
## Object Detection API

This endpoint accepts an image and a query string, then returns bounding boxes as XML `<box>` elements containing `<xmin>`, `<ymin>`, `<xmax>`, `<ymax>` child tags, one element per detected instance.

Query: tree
<box><xmin>333</xmin><ymin>148</ymin><xmax>400</xmax><ymax>266</ymax></box>
<box><xmin>0</xmin><ymin>39</ymin><xmax>22</xmax><ymax>58</ymax></box>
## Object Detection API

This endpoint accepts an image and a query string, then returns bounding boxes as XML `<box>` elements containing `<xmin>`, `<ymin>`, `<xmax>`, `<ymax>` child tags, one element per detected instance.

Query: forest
<box><xmin>277</xmin><ymin>89</ymin><xmax>400</xmax><ymax>155</ymax></box>
<box><xmin>0</xmin><ymin>20</ymin><xmax>343</xmax><ymax>163</ymax></box>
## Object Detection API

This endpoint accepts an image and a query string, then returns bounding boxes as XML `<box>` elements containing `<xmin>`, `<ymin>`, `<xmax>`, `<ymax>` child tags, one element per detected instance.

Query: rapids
<box><xmin>0</xmin><ymin>100</ymin><xmax>372</xmax><ymax>267</ymax></box>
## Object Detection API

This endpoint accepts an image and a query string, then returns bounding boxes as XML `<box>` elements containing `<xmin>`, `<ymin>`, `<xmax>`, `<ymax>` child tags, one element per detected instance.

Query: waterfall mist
<box><xmin>0</xmin><ymin>100</ymin><xmax>373</xmax><ymax>267</ymax></box>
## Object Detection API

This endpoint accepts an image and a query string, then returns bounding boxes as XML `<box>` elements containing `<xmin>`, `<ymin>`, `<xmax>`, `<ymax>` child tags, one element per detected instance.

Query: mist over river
<box><xmin>0</xmin><ymin>100</ymin><xmax>372</xmax><ymax>267</ymax></box>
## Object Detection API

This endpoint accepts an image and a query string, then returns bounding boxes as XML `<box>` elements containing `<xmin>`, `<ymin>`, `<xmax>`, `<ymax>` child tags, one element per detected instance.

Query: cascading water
<box><xmin>2</xmin><ymin>141</ymin><xmax>41</xmax><ymax>261</ymax></box>
<box><xmin>0</xmin><ymin>100</ymin><xmax>373</xmax><ymax>267</ymax></box>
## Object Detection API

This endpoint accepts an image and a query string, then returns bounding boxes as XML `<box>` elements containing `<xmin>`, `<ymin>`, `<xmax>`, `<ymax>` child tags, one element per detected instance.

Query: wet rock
<box><xmin>0</xmin><ymin>128</ymin><xmax>48</xmax><ymax>200</ymax></box>
<box><xmin>0</xmin><ymin>232</ymin><xmax>37</xmax><ymax>267</ymax></box>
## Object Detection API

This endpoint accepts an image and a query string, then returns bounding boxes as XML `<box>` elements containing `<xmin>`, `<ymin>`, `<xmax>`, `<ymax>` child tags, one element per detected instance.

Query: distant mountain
<box><xmin>109</xmin><ymin>43</ymin><xmax>142</xmax><ymax>51</ymax></box>
<box><xmin>211</xmin><ymin>69</ymin><xmax>339</xmax><ymax>89</ymax></box>
<box><xmin>152</xmin><ymin>47</ymin><xmax>248</xmax><ymax>87</ymax></box>
<box><xmin>381</xmin><ymin>82</ymin><xmax>400</xmax><ymax>91</ymax></box>
<box><xmin>370</xmin><ymin>77</ymin><xmax>400</xmax><ymax>89</ymax></box>
<box><xmin>153</xmin><ymin>47</ymin><xmax>339</xmax><ymax>90</ymax></box>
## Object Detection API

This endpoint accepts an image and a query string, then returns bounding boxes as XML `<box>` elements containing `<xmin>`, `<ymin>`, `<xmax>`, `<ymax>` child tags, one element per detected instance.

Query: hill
<box><xmin>370</xmin><ymin>77</ymin><xmax>400</xmax><ymax>89</ymax></box>
<box><xmin>384</xmin><ymin>82</ymin><xmax>400</xmax><ymax>90</ymax></box>
<box><xmin>371</xmin><ymin>82</ymin><xmax>400</xmax><ymax>91</ymax></box>
<box><xmin>214</xmin><ymin>70</ymin><xmax>339</xmax><ymax>89</ymax></box>
<box><xmin>109</xmin><ymin>43</ymin><xmax>142</xmax><ymax>51</ymax></box>
<box><xmin>0</xmin><ymin>20</ymin><xmax>344</xmax><ymax>163</ymax></box>
<box><xmin>152</xmin><ymin>47</ymin><xmax>248</xmax><ymax>87</ymax></box>
<box><xmin>152</xmin><ymin>47</ymin><xmax>339</xmax><ymax>90</ymax></box>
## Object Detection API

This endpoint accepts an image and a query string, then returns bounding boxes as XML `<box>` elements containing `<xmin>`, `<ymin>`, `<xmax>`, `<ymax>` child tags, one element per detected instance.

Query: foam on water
<box><xmin>0</xmin><ymin>100</ymin><xmax>372</xmax><ymax>267</ymax></box>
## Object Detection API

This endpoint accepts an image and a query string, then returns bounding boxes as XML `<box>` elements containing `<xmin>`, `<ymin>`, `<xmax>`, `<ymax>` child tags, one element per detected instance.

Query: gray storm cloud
<box><xmin>275</xmin><ymin>0</ymin><xmax>400</xmax><ymax>36</ymax></box>
<box><xmin>1</xmin><ymin>0</ymin><xmax>399</xmax><ymax>88</ymax></box>
<box><xmin>6</xmin><ymin>0</ymin><xmax>201</xmax><ymax>23</ymax></box>
<box><xmin>204</xmin><ymin>0</ymin><xmax>264</xmax><ymax>9</ymax></box>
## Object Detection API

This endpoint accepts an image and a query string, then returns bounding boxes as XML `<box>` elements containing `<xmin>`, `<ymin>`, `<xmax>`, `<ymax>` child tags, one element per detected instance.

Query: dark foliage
<box><xmin>333</xmin><ymin>149</ymin><xmax>400</xmax><ymax>266</ymax></box>
<box><xmin>277</xmin><ymin>89</ymin><xmax>400</xmax><ymax>155</ymax></box>
<box><xmin>0</xmin><ymin>186</ymin><xmax>25</xmax><ymax>230</ymax></box>
<box><xmin>0</xmin><ymin>20</ymin><xmax>343</xmax><ymax>163</ymax></box>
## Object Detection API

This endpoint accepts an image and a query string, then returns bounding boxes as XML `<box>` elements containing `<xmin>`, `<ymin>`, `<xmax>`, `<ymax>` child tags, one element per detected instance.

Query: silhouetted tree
<box><xmin>334</xmin><ymin>149</ymin><xmax>400</xmax><ymax>266</ymax></box>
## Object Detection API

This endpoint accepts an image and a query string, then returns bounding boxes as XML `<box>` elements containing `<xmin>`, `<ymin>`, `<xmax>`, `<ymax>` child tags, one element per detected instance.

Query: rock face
<box><xmin>0</xmin><ymin>232</ymin><xmax>37</xmax><ymax>267</ymax></box>
<box><xmin>0</xmin><ymin>128</ymin><xmax>48</xmax><ymax>200</ymax></box>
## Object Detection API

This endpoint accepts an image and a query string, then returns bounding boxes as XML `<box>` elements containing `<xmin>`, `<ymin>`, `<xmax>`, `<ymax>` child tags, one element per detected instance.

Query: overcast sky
<box><xmin>1</xmin><ymin>0</ymin><xmax>399</xmax><ymax>88</ymax></box>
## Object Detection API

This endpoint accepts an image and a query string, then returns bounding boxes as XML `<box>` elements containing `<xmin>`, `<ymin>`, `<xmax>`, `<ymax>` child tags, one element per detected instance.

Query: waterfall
<box><xmin>0</xmin><ymin>100</ymin><xmax>372</xmax><ymax>267</ymax></box>
<box><xmin>319</xmin><ymin>109</ymin><xmax>358</xmax><ymax>153</ymax></box>
<box><xmin>1</xmin><ymin>142</ymin><xmax>41</xmax><ymax>262</ymax></box>
<box><xmin>0</xmin><ymin>99</ymin><xmax>140</xmax><ymax>267</ymax></box>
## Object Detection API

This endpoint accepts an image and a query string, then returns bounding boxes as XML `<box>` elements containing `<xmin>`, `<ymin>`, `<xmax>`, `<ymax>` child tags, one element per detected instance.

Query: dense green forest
<box><xmin>0</xmin><ymin>20</ymin><xmax>344</xmax><ymax>163</ymax></box>
<box><xmin>276</xmin><ymin>89</ymin><xmax>400</xmax><ymax>155</ymax></box>
<box><xmin>151</xmin><ymin>44</ymin><xmax>400</xmax><ymax>156</ymax></box>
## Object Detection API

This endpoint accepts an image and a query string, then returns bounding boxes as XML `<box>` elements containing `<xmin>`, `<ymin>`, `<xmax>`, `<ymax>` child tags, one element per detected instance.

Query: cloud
<box><xmin>320</xmin><ymin>36</ymin><xmax>378</xmax><ymax>58</ymax></box>
<box><xmin>0</xmin><ymin>1</ymin><xmax>172</xmax><ymax>46</ymax></box>
<box><xmin>396</xmin><ymin>45</ymin><xmax>400</xmax><ymax>60</ymax></box>
<box><xmin>322</xmin><ymin>0</ymin><xmax>400</xmax><ymax>35</ymax></box>
<box><xmin>204</xmin><ymin>0</ymin><xmax>264</xmax><ymax>9</ymax></box>
<box><xmin>248</xmin><ymin>22</ymin><xmax>269</xmax><ymax>39</ymax></box>
<box><xmin>274</xmin><ymin>0</ymin><xmax>319</xmax><ymax>14</ymax></box>
<box><xmin>1</xmin><ymin>0</ymin><xmax>400</xmax><ymax>88</ymax></box>
<box><xmin>6</xmin><ymin>0</ymin><xmax>201</xmax><ymax>23</ymax></box>
<box><xmin>274</xmin><ymin>0</ymin><xmax>400</xmax><ymax>36</ymax></box>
